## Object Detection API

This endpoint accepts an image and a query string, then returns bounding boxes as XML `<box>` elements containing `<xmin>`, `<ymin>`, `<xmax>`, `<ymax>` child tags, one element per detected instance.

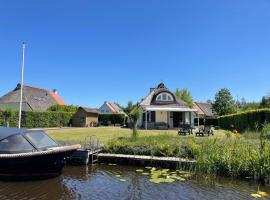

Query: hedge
<box><xmin>218</xmin><ymin>109</ymin><xmax>270</xmax><ymax>132</ymax></box>
<box><xmin>0</xmin><ymin>110</ymin><xmax>74</xmax><ymax>128</ymax></box>
<box><xmin>98</xmin><ymin>114</ymin><xmax>126</xmax><ymax>126</ymax></box>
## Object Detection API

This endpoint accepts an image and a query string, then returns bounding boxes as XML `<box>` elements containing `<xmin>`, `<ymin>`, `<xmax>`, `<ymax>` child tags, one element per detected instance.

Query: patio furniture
<box><xmin>196</xmin><ymin>126</ymin><xmax>214</xmax><ymax>137</ymax></box>
<box><xmin>178</xmin><ymin>125</ymin><xmax>192</xmax><ymax>136</ymax></box>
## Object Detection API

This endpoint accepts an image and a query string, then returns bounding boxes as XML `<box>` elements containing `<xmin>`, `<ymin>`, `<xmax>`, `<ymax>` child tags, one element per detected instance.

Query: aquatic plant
<box><xmin>104</xmin><ymin>131</ymin><xmax>270</xmax><ymax>184</ymax></box>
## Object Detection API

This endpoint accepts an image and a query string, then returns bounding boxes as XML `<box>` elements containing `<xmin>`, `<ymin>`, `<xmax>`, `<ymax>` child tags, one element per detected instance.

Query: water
<box><xmin>0</xmin><ymin>165</ymin><xmax>269</xmax><ymax>200</ymax></box>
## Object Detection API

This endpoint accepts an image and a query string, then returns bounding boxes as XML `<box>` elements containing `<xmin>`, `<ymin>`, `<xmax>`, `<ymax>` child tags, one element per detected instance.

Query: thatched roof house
<box><xmin>138</xmin><ymin>83</ymin><xmax>197</xmax><ymax>129</ymax></box>
<box><xmin>0</xmin><ymin>84</ymin><xmax>65</xmax><ymax>111</ymax></box>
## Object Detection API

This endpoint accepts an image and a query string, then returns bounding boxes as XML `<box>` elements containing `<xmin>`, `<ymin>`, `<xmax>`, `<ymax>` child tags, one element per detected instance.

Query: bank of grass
<box><xmin>103</xmin><ymin>131</ymin><xmax>270</xmax><ymax>184</ymax></box>
<box><xmin>47</xmin><ymin>127</ymin><xmax>270</xmax><ymax>184</ymax></box>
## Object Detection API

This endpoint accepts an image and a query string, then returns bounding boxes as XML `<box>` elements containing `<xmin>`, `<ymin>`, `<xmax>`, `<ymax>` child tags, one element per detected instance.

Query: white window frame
<box><xmin>156</xmin><ymin>93</ymin><xmax>174</xmax><ymax>102</ymax></box>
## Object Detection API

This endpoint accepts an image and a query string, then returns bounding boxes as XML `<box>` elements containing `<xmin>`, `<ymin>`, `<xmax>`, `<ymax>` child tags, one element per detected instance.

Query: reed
<box><xmin>104</xmin><ymin>130</ymin><xmax>270</xmax><ymax>184</ymax></box>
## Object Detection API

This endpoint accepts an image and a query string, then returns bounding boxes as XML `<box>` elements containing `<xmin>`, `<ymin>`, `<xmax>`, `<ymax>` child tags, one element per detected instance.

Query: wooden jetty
<box><xmin>98</xmin><ymin>153</ymin><xmax>196</xmax><ymax>169</ymax></box>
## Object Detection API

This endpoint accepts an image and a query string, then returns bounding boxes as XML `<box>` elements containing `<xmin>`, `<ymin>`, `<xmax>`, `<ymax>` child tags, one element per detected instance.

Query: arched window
<box><xmin>156</xmin><ymin>93</ymin><xmax>174</xmax><ymax>101</ymax></box>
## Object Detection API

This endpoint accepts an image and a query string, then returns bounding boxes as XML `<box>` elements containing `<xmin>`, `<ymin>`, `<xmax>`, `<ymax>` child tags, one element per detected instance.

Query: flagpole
<box><xmin>18</xmin><ymin>42</ymin><xmax>25</xmax><ymax>128</ymax></box>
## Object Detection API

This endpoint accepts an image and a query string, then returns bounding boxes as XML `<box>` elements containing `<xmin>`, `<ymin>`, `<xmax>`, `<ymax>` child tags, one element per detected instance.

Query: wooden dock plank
<box><xmin>98</xmin><ymin>153</ymin><xmax>196</xmax><ymax>163</ymax></box>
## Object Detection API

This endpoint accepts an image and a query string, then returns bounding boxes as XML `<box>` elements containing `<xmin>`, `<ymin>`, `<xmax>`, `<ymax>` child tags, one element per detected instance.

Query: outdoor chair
<box><xmin>196</xmin><ymin>126</ymin><xmax>214</xmax><ymax>137</ymax></box>
<box><xmin>178</xmin><ymin>125</ymin><xmax>192</xmax><ymax>136</ymax></box>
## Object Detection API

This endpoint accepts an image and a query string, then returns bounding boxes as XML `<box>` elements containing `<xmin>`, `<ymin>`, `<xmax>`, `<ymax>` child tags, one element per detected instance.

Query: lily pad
<box><xmin>119</xmin><ymin>179</ymin><xmax>127</xmax><ymax>182</ymax></box>
<box><xmin>115</xmin><ymin>175</ymin><xmax>121</xmax><ymax>177</ymax></box>
<box><xmin>251</xmin><ymin>193</ymin><xmax>262</xmax><ymax>198</ymax></box>
<box><xmin>136</xmin><ymin>169</ymin><xmax>144</xmax><ymax>172</ymax></box>
<box><xmin>142</xmin><ymin>173</ymin><xmax>150</xmax><ymax>175</ymax></box>
<box><xmin>150</xmin><ymin>178</ymin><xmax>163</xmax><ymax>184</ymax></box>
<box><xmin>171</xmin><ymin>175</ymin><xmax>186</xmax><ymax>181</ymax></box>
<box><xmin>108</xmin><ymin>163</ymin><xmax>117</xmax><ymax>166</ymax></box>
<box><xmin>257</xmin><ymin>191</ymin><xmax>268</xmax><ymax>197</ymax></box>
<box><xmin>145</xmin><ymin>167</ymin><xmax>152</xmax><ymax>169</ymax></box>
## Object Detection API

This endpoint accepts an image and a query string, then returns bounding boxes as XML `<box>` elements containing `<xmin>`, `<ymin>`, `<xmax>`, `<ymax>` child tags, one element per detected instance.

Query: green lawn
<box><xmin>47</xmin><ymin>127</ymin><xmax>226</xmax><ymax>144</ymax></box>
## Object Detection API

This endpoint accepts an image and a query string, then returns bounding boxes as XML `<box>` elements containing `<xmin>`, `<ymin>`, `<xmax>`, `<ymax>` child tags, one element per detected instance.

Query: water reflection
<box><xmin>0</xmin><ymin>165</ymin><xmax>268</xmax><ymax>200</ymax></box>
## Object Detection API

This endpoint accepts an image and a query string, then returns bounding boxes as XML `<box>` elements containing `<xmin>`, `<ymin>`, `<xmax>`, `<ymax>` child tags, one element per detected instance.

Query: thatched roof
<box><xmin>79</xmin><ymin>107</ymin><xmax>99</xmax><ymax>114</ymax></box>
<box><xmin>194</xmin><ymin>102</ymin><xmax>216</xmax><ymax>117</ymax></box>
<box><xmin>0</xmin><ymin>84</ymin><xmax>65</xmax><ymax>111</ymax></box>
<box><xmin>139</xmin><ymin>83</ymin><xmax>189</xmax><ymax>109</ymax></box>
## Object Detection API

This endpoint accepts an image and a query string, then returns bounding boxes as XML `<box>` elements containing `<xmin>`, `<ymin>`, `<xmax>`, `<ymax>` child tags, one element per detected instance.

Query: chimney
<box><xmin>52</xmin><ymin>89</ymin><xmax>58</xmax><ymax>95</ymax></box>
<box><xmin>150</xmin><ymin>88</ymin><xmax>155</xmax><ymax>93</ymax></box>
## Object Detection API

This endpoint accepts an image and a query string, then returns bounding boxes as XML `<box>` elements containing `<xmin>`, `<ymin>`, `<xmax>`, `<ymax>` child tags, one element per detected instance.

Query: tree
<box><xmin>260</xmin><ymin>96</ymin><xmax>270</xmax><ymax>108</ymax></box>
<box><xmin>123</xmin><ymin>101</ymin><xmax>142</xmax><ymax>137</ymax></box>
<box><xmin>123</xmin><ymin>101</ymin><xmax>136</xmax><ymax>116</ymax></box>
<box><xmin>212</xmin><ymin>88</ymin><xmax>236</xmax><ymax>116</ymax></box>
<box><xmin>175</xmin><ymin>88</ymin><xmax>194</xmax><ymax>107</ymax></box>
<box><xmin>130</xmin><ymin>106</ymin><xmax>142</xmax><ymax>138</ymax></box>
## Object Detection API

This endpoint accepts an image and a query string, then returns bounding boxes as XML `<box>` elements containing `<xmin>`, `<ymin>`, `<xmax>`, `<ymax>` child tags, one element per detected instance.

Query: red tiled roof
<box><xmin>50</xmin><ymin>92</ymin><xmax>65</xmax><ymax>105</ymax></box>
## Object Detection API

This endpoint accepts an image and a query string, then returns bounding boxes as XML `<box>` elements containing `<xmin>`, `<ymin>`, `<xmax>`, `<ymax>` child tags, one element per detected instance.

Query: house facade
<box><xmin>138</xmin><ymin>83</ymin><xmax>197</xmax><ymax>129</ymax></box>
<box><xmin>193</xmin><ymin>102</ymin><xmax>217</xmax><ymax>126</ymax></box>
<box><xmin>0</xmin><ymin>84</ymin><xmax>65</xmax><ymax>111</ymax></box>
<box><xmin>72</xmin><ymin>107</ymin><xmax>99</xmax><ymax>127</ymax></box>
<box><xmin>99</xmin><ymin>101</ymin><xmax>126</xmax><ymax>115</ymax></box>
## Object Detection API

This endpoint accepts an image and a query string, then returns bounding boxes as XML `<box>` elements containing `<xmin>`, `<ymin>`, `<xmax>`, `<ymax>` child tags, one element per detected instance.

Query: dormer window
<box><xmin>156</xmin><ymin>93</ymin><xmax>174</xmax><ymax>102</ymax></box>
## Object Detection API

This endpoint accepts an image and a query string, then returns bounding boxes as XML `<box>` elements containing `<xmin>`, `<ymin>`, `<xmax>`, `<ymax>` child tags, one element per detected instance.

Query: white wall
<box><xmin>99</xmin><ymin>103</ymin><xmax>112</xmax><ymax>114</ymax></box>
<box><xmin>156</xmin><ymin>111</ymin><xmax>168</xmax><ymax>123</ymax></box>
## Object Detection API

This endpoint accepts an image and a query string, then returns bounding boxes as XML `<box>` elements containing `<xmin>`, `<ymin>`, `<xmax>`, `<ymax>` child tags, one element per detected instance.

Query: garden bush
<box><xmin>0</xmin><ymin>109</ymin><xmax>74</xmax><ymax>128</ymax></box>
<box><xmin>98</xmin><ymin>114</ymin><xmax>126</xmax><ymax>126</ymax></box>
<box><xmin>218</xmin><ymin>109</ymin><xmax>270</xmax><ymax>132</ymax></box>
<box><xmin>47</xmin><ymin>105</ymin><xmax>78</xmax><ymax>112</ymax></box>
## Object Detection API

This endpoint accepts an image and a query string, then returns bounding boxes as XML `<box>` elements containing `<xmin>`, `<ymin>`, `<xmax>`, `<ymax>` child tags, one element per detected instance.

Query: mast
<box><xmin>18</xmin><ymin>42</ymin><xmax>25</xmax><ymax>128</ymax></box>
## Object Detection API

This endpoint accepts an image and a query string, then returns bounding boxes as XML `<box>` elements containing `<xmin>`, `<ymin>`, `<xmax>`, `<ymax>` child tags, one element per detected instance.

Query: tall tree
<box><xmin>260</xmin><ymin>96</ymin><xmax>270</xmax><ymax>108</ymax></box>
<box><xmin>213</xmin><ymin>88</ymin><xmax>236</xmax><ymax>115</ymax></box>
<box><xmin>175</xmin><ymin>88</ymin><xmax>194</xmax><ymax>107</ymax></box>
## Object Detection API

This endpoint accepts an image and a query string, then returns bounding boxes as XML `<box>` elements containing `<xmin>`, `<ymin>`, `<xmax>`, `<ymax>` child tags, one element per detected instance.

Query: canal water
<box><xmin>0</xmin><ymin>165</ymin><xmax>269</xmax><ymax>200</ymax></box>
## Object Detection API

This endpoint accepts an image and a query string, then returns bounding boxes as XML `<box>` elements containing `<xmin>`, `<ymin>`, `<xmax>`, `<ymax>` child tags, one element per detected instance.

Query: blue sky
<box><xmin>0</xmin><ymin>0</ymin><xmax>270</xmax><ymax>108</ymax></box>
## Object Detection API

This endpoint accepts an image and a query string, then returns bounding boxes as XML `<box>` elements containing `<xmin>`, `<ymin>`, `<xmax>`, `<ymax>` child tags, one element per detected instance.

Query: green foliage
<box><xmin>175</xmin><ymin>88</ymin><xmax>194</xmax><ymax>107</ymax></box>
<box><xmin>218</xmin><ymin>109</ymin><xmax>270</xmax><ymax>132</ymax></box>
<box><xmin>213</xmin><ymin>88</ymin><xmax>236</xmax><ymax>116</ymax></box>
<box><xmin>130</xmin><ymin>107</ymin><xmax>143</xmax><ymax>137</ymax></box>
<box><xmin>104</xmin><ymin>134</ymin><xmax>270</xmax><ymax>184</ymax></box>
<box><xmin>260</xmin><ymin>95</ymin><xmax>270</xmax><ymax>108</ymax></box>
<box><xmin>47</xmin><ymin>105</ymin><xmax>78</xmax><ymax>112</ymax></box>
<box><xmin>123</xmin><ymin>101</ymin><xmax>136</xmax><ymax>116</ymax></box>
<box><xmin>98</xmin><ymin>114</ymin><xmax>126</xmax><ymax>126</ymax></box>
<box><xmin>0</xmin><ymin>109</ymin><xmax>73</xmax><ymax>128</ymax></box>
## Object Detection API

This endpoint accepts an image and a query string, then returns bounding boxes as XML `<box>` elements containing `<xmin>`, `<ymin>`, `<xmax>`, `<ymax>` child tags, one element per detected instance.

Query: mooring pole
<box><xmin>18</xmin><ymin>42</ymin><xmax>25</xmax><ymax>129</ymax></box>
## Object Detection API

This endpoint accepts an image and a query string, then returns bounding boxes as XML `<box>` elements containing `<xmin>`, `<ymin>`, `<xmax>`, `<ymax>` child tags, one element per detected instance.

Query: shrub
<box><xmin>98</xmin><ymin>114</ymin><xmax>126</xmax><ymax>126</ymax></box>
<box><xmin>218</xmin><ymin>109</ymin><xmax>270</xmax><ymax>132</ymax></box>
<box><xmin>47</xmin><ymin>105</ymin><xmax>78</xmax><ymax>112</ymax></box>
<box><xmin>0</xmin><ymin>109</ymin><xmax>74</xmax><ymax>128</ymax></box>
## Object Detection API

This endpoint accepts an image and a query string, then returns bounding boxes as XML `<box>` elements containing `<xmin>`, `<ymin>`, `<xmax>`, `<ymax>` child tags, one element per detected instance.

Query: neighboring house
<box><xmin>99</xmin><ymin>101</ymin><xmax>126</xmax><ymax>115</ymax></box>
<box><xmin>0</xmin><ymin>84</ymin><xmax>65</xmax><ymax>111</ymax></box>
<box><xmin>193</xmin><ymin>102</ymin><xmax>217</xmax><ymax>126</ymax></box>
<box><xmin>72</xmin><ymin>107</ymin><xmax>99</xmax><ymax>127</ymax></box>
<box><xmin>138</xmin><ymin>83</ymin><xmax>197</xmax><ymax>129</ymax></box>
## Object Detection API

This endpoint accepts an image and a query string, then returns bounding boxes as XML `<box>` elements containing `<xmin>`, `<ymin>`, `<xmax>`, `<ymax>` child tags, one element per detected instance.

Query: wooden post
<box><xmin>145</xmin><ymin>111</ymin><xmax>147</xmax><ymax>130</ymax></box>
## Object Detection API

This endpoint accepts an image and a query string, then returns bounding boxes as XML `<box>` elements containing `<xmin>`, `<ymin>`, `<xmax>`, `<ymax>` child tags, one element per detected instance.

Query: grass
<box><xmin>47</xmin><ymin>127</ymin><xmax>226</xmax><ymax>144</ymax></box>
<box><xmin>47</xmin><ymin>127</ymin><xmax>270</xmax><ymax>184</ymax></box>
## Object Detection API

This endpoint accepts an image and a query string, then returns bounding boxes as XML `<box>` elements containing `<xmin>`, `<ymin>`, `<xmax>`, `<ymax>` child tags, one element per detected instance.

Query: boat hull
<box><xmin>0</xmin><ymin>145</ymin><xmax>81</xmax><ymax>180</ymax></box>
<box><xmin>0</xmin><ymin>152</ymin><xmax>67</xmax><ymax>179</ymax></box>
